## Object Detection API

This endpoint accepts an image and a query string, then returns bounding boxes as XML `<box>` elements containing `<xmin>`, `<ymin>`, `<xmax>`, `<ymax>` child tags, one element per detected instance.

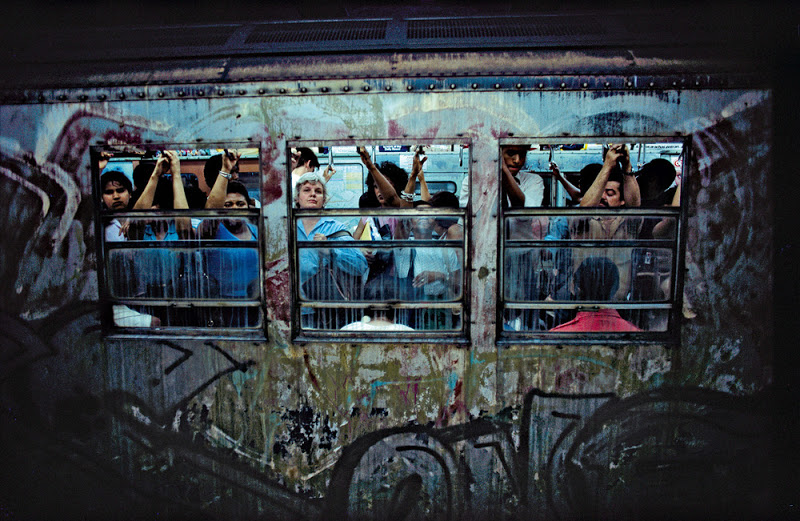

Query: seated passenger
<box><xmin>295</xmin><ymin>172</ymin><xmax>367</xmax><ymax>329</ymax></box>
<box><xmin>393</xmin><ymin>200</ymin><xmax>460</xmax><ymax>329</ymax></box>
<box><xmin>550</xmin><ymin>256</ymin><xmax>641</xmax><ymax>332</ymax></box>
<box><xmin>340</xmin><ymin>282</ymin><xmax>414</xmax><ymax>332</ymax></box>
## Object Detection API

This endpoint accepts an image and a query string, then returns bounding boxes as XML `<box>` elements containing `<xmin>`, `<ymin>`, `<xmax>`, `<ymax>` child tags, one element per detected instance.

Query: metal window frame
<box><xmin>92</xmin><ymin>144</ymin><xmax>267</xmax><ymax>340</ymax></box>
<box><xmin>497</xmin><ymin>137</ymin><xmax>689</xmax><ymax>346</ymax></box>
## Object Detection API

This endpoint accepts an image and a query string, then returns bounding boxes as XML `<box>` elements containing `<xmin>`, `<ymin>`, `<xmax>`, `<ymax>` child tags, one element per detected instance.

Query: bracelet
<box><xmin>400</xmin><ymin>190</ymin><xmax>414</xmax><ymax>202</ymax></box>
<box><xmin>219</xmin><ymin>170</ymin><xmax>232</xmax><ymax>179</ymax></box>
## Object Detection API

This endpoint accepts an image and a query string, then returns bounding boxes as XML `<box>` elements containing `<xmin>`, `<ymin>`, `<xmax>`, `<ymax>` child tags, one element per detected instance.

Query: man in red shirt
<box><xmin>550</xmin><ymin>256</ymin><xmax>640</xmax><ymax>332</ymax></box>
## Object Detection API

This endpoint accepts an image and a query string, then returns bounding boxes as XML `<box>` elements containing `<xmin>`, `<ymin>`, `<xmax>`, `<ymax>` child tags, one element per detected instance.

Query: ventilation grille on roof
<box><xmin>407</xmin><ymin>16</ymin><xmax>604</xmax><ymax>40</ymax></box>
<box><xmin>246</xmin><ymin>20</ymin><xmax>389</xmax><ymax>44</ymax></box>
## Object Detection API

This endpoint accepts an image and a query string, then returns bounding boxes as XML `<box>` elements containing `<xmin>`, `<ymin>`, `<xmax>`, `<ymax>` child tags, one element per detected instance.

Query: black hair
<box><xmin>203</xmin><ymin>153</ymin><xmax>239</xmax><ymax>191</ymax></box>
<box><xmin>428</xmin><ymin>190</ymin><xmax>460</xmax><ymax>229</ymax></box>
<box><xmin>367</xmin><ymin>161</ymin><xmax>409</xmax><ymax>193</ymax></box>
<box><xmin>578</xmin><ymin>163</ymin><xmax>603</xmax><ymax>195</ymax></box>
<box><xmin>185</xmin><ymin>185</ymin><xmax>208</xmax><ymax>209</ymax></box>
<box><xmin>132</xmin><ymin>162</ymin><xmax>156</xmax><ymax>192</ymax></box>
<box><xmin>607</xmin><ymin>166</ymin><xmax>625</xmax><ymax>190</ymax></box>
<box><xmin>363</xmin><ymin>279</ymin><xmax>397</xmax><ymax>321</ymax></box>
<box><xmin>574</xmin><ymin>256</ymin><xmax>620</xmax><ymax>301</ymax></box>
<box><xmin>100</xmin><ymin>170</ymin><xmax>132</xmax><ymax>195</ymax></box>
<box><xmin>295</xmin><ymin>147</ymin><xmax>320</xmax><ymax>169</ymax></box>
<box><xmin>638</xmin><ymin>158</ymin><xmax>677</xmax><ymax>207</ymax></box>
<box><xmin>152</xmin><ymin>178</ymin><xmax>174</xmax><ymax>209</ymax></box>
<box><xmin>226</xmin><ymin>180</ymin><xmax>253</xmax><ymax>206</ymax></box>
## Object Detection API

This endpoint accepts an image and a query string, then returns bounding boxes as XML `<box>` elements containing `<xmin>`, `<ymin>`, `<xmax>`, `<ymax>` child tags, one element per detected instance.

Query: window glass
<box><xmin>500</xmin><ymin>141</ymin><xmax>683</xmax><ymax>337</ymax></box>
<box><xmin>95</xmin><ymin>146</ymin><xmax>263</xmax><ymax>333</ymax></box>
<box><xmin>290</xmin><ymin>143</ymin><xmax>468</xmax><ymax>336</ymax></box>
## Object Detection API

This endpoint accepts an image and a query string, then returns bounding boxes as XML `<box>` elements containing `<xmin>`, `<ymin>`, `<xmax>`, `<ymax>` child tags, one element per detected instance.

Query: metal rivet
<box><xmin>217</xmin><ymin>89</ymin><xmax>225</xmax><ymax>96</ymax></box>
<box><xmin>138</xmin><ymin>92</ymin><xmax>146</xmax><ymax>98</ymax></box>
<box><xmin>118</xmin><ymin>93</ymin><xmax>125</xmax><ymax>99</ymax></box>
<box><xmin>508</xmin><ymin>132</ymin><xmax>514</xmax><ymax>137</ymax></box>
<box><xmin>471</xmin><ymin>83</ymin><xmax>478</xmax><ymax>89</ymax></box>
<box><xmin>450</xmin><ymin>83</ymin><xmax>456</xmax><ymax>89</ymax></box>
<box><xmin>672</xmin><ymin>81</ymin><xmax>678</xmax><ymax>86</ymax></box>
<box><xmin>582</xmin><ymin>82</ymin><xmax>588</xmax><ymax>88</ymax></box>
<box><xmin>538</xmin><ymin>83</ymin><xmax>544</xmax><ymax>89</ymax></box>
<box><xmin>300</xmin><ymin>87</ymin><xmax>308</xmax><ymax>93</ymax></box>
<box><xmin>385</xmin><ymin>85</ymin><xmax>392</xmax><ymax>91</ymax></box>
<box><xmin>321</xmin><ymin>87</ymin><xmax>329</xmax><ymax>93</ymax></box>
<box><xmin>406</xmin><ymin>85</ymin><xmax>413</xmax><ymax>91</ymax></box>
<box><xmin>560</xmin><ymin>82</ymin><xmax>566</xmax><ymax>88</ymax></box>
<box><xmin>38</xmin><ymin>94</ymin><xmax>45</xmax><ymax>102</ymax></box>
<box><xmin>78</xmin><ymin>94</ymin><xmax>88</xmax><ymax>101</ymax></box>
<box><xmin>605</xmin><ymin>81</ymin><xmax>611</xmax><ymax>88</ymax></box>
<box><xmin>363</xmin><ymin>85</ymin><xmax>370</xmax><ymax>91</ymax></box>
<box><xmin>196</xmin><ymin>138</ymin><xmax>203</xmax><ymax>142</ymax></box>
<box><xmin>58</xmin><ymin>94</ymin><xmax>67</xmax><ymax>101</ymax></box>
<box><xmin>158</xmin><ymin>92</ymin><xmax>165</xmax><ymax>97</ymax></box>
<box><xmin>343</xmin><ymin>86</ymin><xmax>350</xmax><ymax>92</ymax></box>
<box><xmin>649</xmin><ymin>82</ymin><xmax>655</xmax><ymax>87</ymax></box>
<box><xmin>198</xmin><ymin>90</ymin><xmax>205</xmax><ymax>96</ymax></box>
<box><xmin>178</xmin><ymin>91</ymin><xmax>185</xmax><ymax>97</ymax></box>
<box><xmin>695</xmin><ymin>80</ymin><xmax>701</xmax><ymax>86</ymax></box>
<box><xmin>428</xmin><ymin>84</ymin><xmax>435</xmax><ymax>90</ymax></box>
<box><xmin>279</xmin><ymin>88</ymin><xmax>287</xmax><ymax>94</ymax></box>
<box><xmin>516</xmin><ymin>83</ymin><xmax>523</xmax><ymax>89</ymax></box>
<box><xmin>494</xmin><ymin>83</ymin><xmax>501</xmax><ymax>89</ymax></box>
<box><xmin>238</xmin><ymin>89</ymin><xmax>246</xmax><ymax>95</ymax></box>
<box><xmin>258</xmin><ymin>88</ymin><xmax>266</xmax><ymax>94</ymax></box>
<box><xmin>627</xmin><ymin>81</ymin><xmax>633</xmax><ymax>87</ymax></box>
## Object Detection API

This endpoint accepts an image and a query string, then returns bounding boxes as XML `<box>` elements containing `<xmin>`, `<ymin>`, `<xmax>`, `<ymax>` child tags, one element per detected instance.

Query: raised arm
<box><xmin>580</xmin><ymin>145</ymin><xmax>620</xmax><ymax>207</ymax></box>
<box><xmin>132</xmin><ymin>155</ymin><xmax>169</xmax><ymax>210</ymax></box>
<box><xmin>358</xmin><ymin>146</ymin><xmax>407</xmax><ymax>208</ymax></box>
<box><xmin>205</xmin><ymin>149</ymin><xmax>240</xmax><ymax>209</ymax></box>
<box><xmin>618</xmin><ymin>145</ymin><xmax>641</xmax><ymax>208</ymax></box>
<box><xmin>402</xmin><ymin>148</ymin><xmax>429</xmax><ymax>202</ymax></box>
<box><xmin>164</xmin><ymin>151</ymin><xmax>192</xmax><ymax>238</ymax></box>
<box><xmin>549</xmin><ymin>161</ymin><xmax>581</xmax><ymax>202</ymax></box>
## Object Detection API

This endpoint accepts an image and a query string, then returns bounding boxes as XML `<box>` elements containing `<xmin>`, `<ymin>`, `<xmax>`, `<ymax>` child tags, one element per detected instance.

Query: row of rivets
<box><xmin>9</xmin><ymin>76</ymin><xmax>740</xmax><ymax>103</ymax></box>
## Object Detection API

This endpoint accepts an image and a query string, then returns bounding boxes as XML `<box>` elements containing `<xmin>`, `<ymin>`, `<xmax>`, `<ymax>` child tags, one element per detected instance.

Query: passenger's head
<box><xmin>428</xmin><ymin>190</ymin><xmax>460</xmax><ymax>231</ymax></box>
<box><xmin>601</xmin><ymin>167</ymin><xmax>625</xmax><ymax>208</ymax></box>
<box><xmin>410</xmin><ymin>200</ymin><xmax>435</xmax><ymax>238</ymax></box>
<box><xmin>366</xmin><ymin>162</ymin><xmax>408</xmax><ymax>207</ymax></box>
<box><xmin>224</xmin><ymin>180</ymin><xmax>253</xmax><ymax>209</ymax></box>
<box><xmin>132</xmin><ymin>161</ymin><xmax>156</xmax><ymax>193</ymax></box>
<box><xmin>294</xmin><ymin>172</ymin><xmax>328</xmax><ymax>209</ymax></box>
<box><xmin>574</xmin><ymin>256</ymin><xmax>620</xmax><ymax>301</ymax></box>
<box><xmin>292</xmin><ymin>147</ymin><xmax>320</xmax><ymax>176</ymax></box>
<box><xmin>204</xmin><ymin>153</ymin><xmax>239</xmax><ymax>191</ymax></box>
<box><xmin>363</xmin><ymin>280</ymin><xmax>397</xmax><ymax>321</ymax></box>
<box><xmin>638</xmin><ymin>158</ymin><xmax>676</xmax><ymax>207</ymax></box>
<box><xmin>579</xmin><ymin>163</ymin><xmax>603</xmax><ymax>195</ymax></box>
<box><xmin>100</xmin><ymin>170</ymin><xmax>132</xmax><ymax>211</ymax></box>
<box><xmin>501</xmin><ymin>145</ymin><xmax>529</xmax><ymax>176</ymax></box>
<box><xmin>151</xmin><ymin>178</ymin><xmax>174</xmax><ymax>210</ymax></box>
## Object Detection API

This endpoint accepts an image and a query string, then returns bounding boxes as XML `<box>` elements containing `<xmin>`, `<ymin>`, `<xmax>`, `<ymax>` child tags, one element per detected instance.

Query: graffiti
<box><xmin>324</xmin><ymin>387</ymin><xmax>775</xmax><ymax>520</ymax></box>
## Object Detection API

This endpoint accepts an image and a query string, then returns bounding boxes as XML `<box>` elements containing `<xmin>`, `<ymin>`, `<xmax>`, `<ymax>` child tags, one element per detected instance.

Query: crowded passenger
<box><xmin>295</xmin><ymin>171</ymin><xmax>367</xmax><ymax>329</ymax></box>
<box><xmin>550</xmin><ymin>256</ymin><xmax>641</xmax><ymax>332</ymax></box>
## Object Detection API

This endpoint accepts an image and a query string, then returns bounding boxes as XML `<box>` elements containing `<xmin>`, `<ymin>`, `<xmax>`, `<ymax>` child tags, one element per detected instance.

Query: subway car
<box><xmin>0</xmin><ymin>5</ymin><xmax>796</xmax><ymax>520</ymax></box>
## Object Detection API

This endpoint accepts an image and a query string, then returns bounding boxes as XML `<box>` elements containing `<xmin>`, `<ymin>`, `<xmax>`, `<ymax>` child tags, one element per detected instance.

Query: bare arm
<box><xmin>502</xmin><ymin>160</ymin><xmax>526</xmax><ymax>207</ymax></box>
<box><xmin>549</xmin><ymin>161</ymin><xmax>581</xmax><ymax>202</ymax></box>
<box><xmin>402</xmin><ymin>148</ymin><xmax>429</xmax><ymax>201</ymax></box>
<box><xmin>205</xmin><ymin>149</ymin><xmax>240</xmax><ymax>209</ymax></box>
<box><xmin>132</xmin><ymin>155</ymin><xmax>168</xmax><ymax>210</ymax></box>
<box><xmin>165</xmin><ymin>151</ymin><xmax>192</xmax><ymax>238</ymax></box>
<box><xmin>358</xmin><ymin>146</ymin><xmax>407</xmax><ymax>208</ymax></box>
<box><xmin>618</xmin><ymin>145</ymin><xmax>641</xmax><ymax>207</ymax></box>
<box><xmin>580</xmin><ymin>144</ymin><xmax>624</xmax><ymax>207</ymax></box>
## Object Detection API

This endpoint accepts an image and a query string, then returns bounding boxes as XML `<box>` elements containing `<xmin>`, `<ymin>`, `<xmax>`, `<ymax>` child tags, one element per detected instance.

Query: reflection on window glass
<box><xmin>501</xmin><ymin>140</ymin><xmax>683</xmax><ymax>336</ymax></box>
<box><xmin>96</xmin><ymin>146</ymin><xmax>262</xmax><ymax>331</ymax></box>
<box><xmin>291</xmin><ymin>143</ymin><xmax>468</xmax><ymax>335</ymax></box>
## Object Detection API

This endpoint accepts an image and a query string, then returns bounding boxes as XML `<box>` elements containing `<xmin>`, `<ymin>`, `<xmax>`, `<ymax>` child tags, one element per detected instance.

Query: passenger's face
<box><xmin>410</xmin><ymin>203</ymin><xmax>434</xmax><ymax>238</ymax></box>
<box><xmin>297</xmin><ymin>181</ymin><xmax>325</xmax><ymax>209</ymax></box>
<box><xmin>601</xmin><ymin>181</ymin><xmax>624</xmax><ymax>207</ymax></box>
<box><xmin>102</xmin><ymin>180</ymin><xmax>130</xmax><ymax>211</ymax></box>
<box><xmin>223</xmin><ymin>192</ymin><xmax>250</xmax><ymax>230</ymax></box>
<box><xmin>373</xmin><ymin>185</ymin><xmax>385</xmax><ymax>206</ymax></box>
<box><xmin>502</xmin><ymin>146</ymin><xmax>528</xmax><ymax>175</ymax></box>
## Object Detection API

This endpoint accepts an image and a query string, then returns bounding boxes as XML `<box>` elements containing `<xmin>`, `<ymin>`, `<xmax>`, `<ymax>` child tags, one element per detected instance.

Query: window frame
<box><xmin>288</xmin><ymin>141</ymin><xmax>471</xmax><ymax>343</ymax></box>
<box><xmin>92</xmin><ymin>144</ymin><xmax>267</xmax><ymax>340</ymax></box>
<box><xmin>496</xmin><ymin>137</ymin><xmax>689</xmax><ymax>345</ymax></box>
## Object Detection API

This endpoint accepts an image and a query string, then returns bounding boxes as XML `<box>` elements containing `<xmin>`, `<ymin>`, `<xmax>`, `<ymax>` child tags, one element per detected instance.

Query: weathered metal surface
<box><xmin>0</xmin><ymin>83</ymin><xmax>777</xmax><ymax>519</ymax></box>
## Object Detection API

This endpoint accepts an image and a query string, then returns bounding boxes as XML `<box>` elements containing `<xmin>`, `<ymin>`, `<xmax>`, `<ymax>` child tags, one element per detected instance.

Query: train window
<box><xmin>500</xmin><ymin>141</ymin><xmax>684</xmax><ymax>339</ymax></box>
<box><xmin>94</xmin><ymin>146</ymin><xmax>264</xmax><ymax>335</ymax></box>
<box><xmin>290</xmin><ymin>143</ymin><xmax>469</xmax><ymax>339</ymax></box>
